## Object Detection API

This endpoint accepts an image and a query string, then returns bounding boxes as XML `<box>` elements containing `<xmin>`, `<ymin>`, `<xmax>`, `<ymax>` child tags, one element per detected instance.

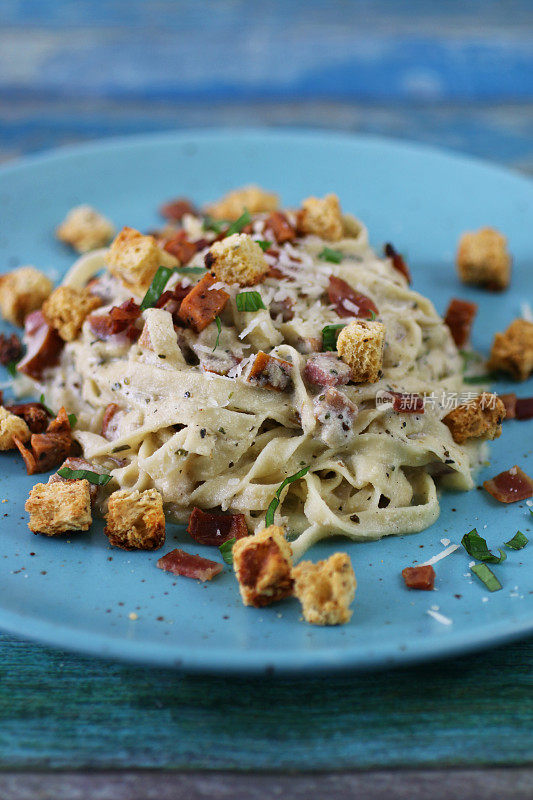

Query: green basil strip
<box><xmin>265</xmin><ymin>466</ymin><xmax>310</xmax><ymax>527</ymax></box>
<box><xmin>236</xmin><ymin>291</ymin><xmax>266</xmax><ymax>312</ymax></box>
<box><xmin>57</xmin><ymin>467</ymin><xmax>112</xmax><ymax>486</ymax></box>
<box><xmin>504</xmin><ymin>531</ymin><xmax>528</xmax><ymax>550</ymax></box>
<box><xmin>461</xmin><ymin>529</ymin><xmax>506</xmax><ymax>563</ymax></box>
<box><xmin>175</xmin><ymin>266</ymin><xmax>206</xmax><ymax>276</ymax></box>
<box><xmin>6</xmin><ymin>360</ymin><xmax>18</xmax><ymax>377</ymax></box>
<box><xmin>471</xmin><ymin>563</ymin><xmax>502</xmax><ymax>592</ymax></box>
<box><xmin>203</xmin><ymin>215</ymin><xmax>229</xmax><ymax>234</ymax></box>
<box><xmin>140</xmin><ymin>266</ymin><xmax>174</xmax><ymax>311</ymax></box>
<box><xmin>322</xmin><ymin>323</ymin><xmax>346</xmax><ymax>352</ymax></box>
<box><xmin>225</xmin><ymin>209</ymin><xmax>252</xmax><ymax>237</ymax></box>
<box><xmin>256</xmin><ymin>240</ymin><xmax>272</xmax><ymax>252</ymax></box>
<box><xmin>219</xmin><ymin>537</ymin><xmax>236</xmax><ymax>565</ymax></box>
<box><xmin>213</xmin><ymin>316</ymin><xmax>222</xmax><ymax>351</ymax></box>
<box><xmin>68</xmin><ymin>413</ymin><xmax>77</xmax><ymax>429</ymax></box>
<box><xmin>319</xmin><ymin>247</ymin><xmax>344</xmax><ymax>264</ymax></box>
<box><xmin>39</xmin><ymin>394</ymin><xmax>55</xmax><ymax>417</ymax></box>
<box><xmin>463</xmin><ymin>373</ymin><xmax>499</xmax><ymax>385</ymax></box>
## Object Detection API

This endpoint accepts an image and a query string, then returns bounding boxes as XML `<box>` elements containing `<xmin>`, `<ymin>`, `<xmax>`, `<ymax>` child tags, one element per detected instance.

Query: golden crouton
<box><xmin>488</xmin><ymin>318</ymin><xmax>533</xmax><ymax>381</ymax></box>
<box><xmin>443</xmin><ymin>392</ymin><xmax>505</xmax><ymax>444</ymax></box>
<box><xmin>456</xmin><ymin>227</ymin><xmax>511</xmax><ymax>291</ymax></box>
<box><xmin>105</xmin><ymin>226</ymin><xmax>177</xmax><ymax>296</ymax></box>
<box><xmin>206</xmin><ymin>185</ymin><xmax>279</xmax><ymax>220</ymax></box>
<box><xmin>205</xmin><ymin>233</ymin><xmax>269</xmax><ymax>286</ymax></box>
<box><xmin>232</xmin><ymin>525</ymin><xmax>293</xmax><ymax>607</ymax></box>
<box><xmin>337</xmin><ymin>320</ymin><xmax>385</xmax><ymax>383</ymax></box>
<box><xmin>0</xmin><ymin>406</ymin><xmax>30</xmax><ymax>450</ymax></box>
<box><xmin>56</xmin><ymin>204</ymin><xmax>115</xmax><ymax>253</ymax></box>
<box><xmin>42</xmin><ymin>285</ymin><xmax>101</xmax><ymax>342</ymax></box>
<box><xmin>25</xmin><ymin>479</ymin><xmax>92</xmax><ymax>536</ymax></box>
<box><xmin>297</xmin><ymin>194</ymin><xmax>344</xmax><ymax>241</ymax></box>
<box><xmin>104</xmin><ymin>488</ymin><xmax>165</xmax><ymax>550</ymax></box>
<box><xmin>0</xmin><ymin>266</ymin><xmax>53</xmax><ymax>327</ymax></box>
<box><xmin>292</xmin><ymin>552</ymin><xmax>356</xmax><ymax>625</ymax></box>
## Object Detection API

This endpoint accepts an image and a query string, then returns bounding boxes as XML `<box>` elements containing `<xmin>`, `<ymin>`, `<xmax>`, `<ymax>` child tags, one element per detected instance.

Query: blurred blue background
<box><xmin>1</xmin><ymin>0</ymin><xmax>532</xmax><ymax>168</ymax></box>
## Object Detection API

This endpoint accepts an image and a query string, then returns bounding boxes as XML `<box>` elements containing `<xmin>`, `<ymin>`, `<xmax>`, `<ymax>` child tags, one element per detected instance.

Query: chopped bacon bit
<box><xmin>266</xmin><ymin>264</ymin><xmax>286</xmax><ymax>280</ymax></box>
<box><xmin>269</xmin><ymin>296</ymin><xmax>294</xmax><ymax>322</ymax></box>
<box><xmin>156</xmin><ymin>548</ymin><xmax>223</xmax><ymax>581</ymax></box>
<box><xmin>314</xmin><ymin>386</ymin><xmax>357</xmax><ymax>427</ymax></box>
<box><xmin>264</xmin><ymin>211</ymin><xmax>296</xmax><ymax>244</ymax></box>
<box><xmin>304</xmin><ymin>353</ymin><xmax>351</xmax><ymax>387</ymax></box>
<box><xmin>500</xmin><ymin>393</ymin><xmax>517</xmax><ymax>419</ymax></box>
<box><xmin>14</xmin><ymin>407</ymin><xmax>76</xmax><ymax>475</ymax></box>
<box><xmin>200</xmin><ymin>350</ymin><xmax>241</xmax><ymax>377</ymax></box>
<box><xmin>402</xmin><ymin>565</ymin><xmax>435</xmax><ymax>590</ymax></box>
<box><xmin>390</xmin><ymin>391</ymin><xmax>425</xmax><ymax>414</ymax></box>
<box><xmin>101</xmin><ymin>403</ymin><xmax>123</xmax><ymax>440</ymax></box>
<box><xmin>163</xmin><ymin>230</ymin><xmax>199</xmax><ymax>265</ymax></box>
<box><xmin>327</xmin><ymin>276</ymin><xmax>378</xmax><ymax>319</ymax></box>
<box><xmin>384</xmin><ymin>242</ymin><xmax>412</xmax><ymax>284</ymax></box>
<box><xmin>17</xmin><ymin>311</ymin><xmax>64</xmax><ymax>380</ymax></box>
<box><xmin>154</xmin><ymin>285</ymin><xmax>190</xmax><ymax>324</ymax></box>
<box><xmin>88</xmin><ymin>299</ymin><xmax>142</xmax><ymax>343</ymax></box>
<box><xmin>444</xmin><ymin>298</ymin><xmax>478</xmax><ymax>347</ymax></box>
<box><xmin>483</xmin><ymin>465</ymin><xmax>533</xmax><ymax>503</ymax></box>
<box><xmin>515</xmin><ymin>397</ymin><xmax>533</xmax><ymax>420</ymax></box>
<box><xmin>0</xmin><ymin>333</ymin><xmax>23</xmax><ymax>366</ymax></box>
<box><xmin>187</xmin><ymin>507</ymin><xmax>249</xmax><ymax>546</ymax></box>
<box><xmin>177</xmin><ymin>274</ymin><xmax>229</xmax><ymax>333</ymax></box>
<box><xmin>6</xmin><ymin>402</ymin><xmax>49</xmax><ymax>433</ymax></box>
<box><xmin>247</xmin><ymin>351</ymin><xmax>292</xmax><ymax>391</ymax></box>
<box><xmin>159</xmin><ymin>198</ymin><xmax>197</xmax><ymax>222</ymax></box>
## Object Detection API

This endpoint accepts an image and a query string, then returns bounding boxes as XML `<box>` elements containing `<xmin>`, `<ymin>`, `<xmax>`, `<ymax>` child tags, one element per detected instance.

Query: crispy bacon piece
<box><xmin>101</xmin><ymin>403</ymin><xmax>123</xmax><ymax>440</ymax></box>
<box><xmin>515</xmin><ymin>397</ymin><xmax>533</xmax><ymax>420</ymax></box>
<box><xmin>17</xmin><ymin>311</ymin><xmax>64</xmax><ymax>380</ymax></box>
<box><xmin>159</xmin><ymin>197</ymin><xmax>197</xmax><ymax>222</ymax></box>
<box><xmin>269</xmin><ymin>297</ymin><xmax>294</xmax><ymax>322</ymax></box>
<box><xmin>187</xmin><ymin>507</ymin><xmax>249</xmax><ymax>546</ymax></box>
<box><xmin>483</xmin><ymin>465</ymin><xmax>533</xmax><ymax>503</ymax></box>
<box><xmin>327</xmin><ymin>276</ymin><xmax>378</xmax><ymax>319</ymax></box>
<box><xmin>14</xmin><ymin>407</ymin><xmax>76</xmax><ymax>474</ymax></box>
<box><xmin>156</xmin><ymin>548</ymin><xmax>223</xmax><ymax>581</ymax></box>
<box><xmin>390</xmin><ymin>391</ymin><xmax>425</xmax><ymax>414</ymax></box>
<box><xmin>88</xmin><ymin>299</ymin><xmax>142</xmax><ymax>342</ymax></box>
<box><xmin>304</xmin><ymin>353</ymin><xmax>351</xmax><ymax>387</ymax></box>
<box><xmin>444</xmin><ymin>298</ymin><xmax>478</xmax><ymax>347</ymax></box>
<box><xmin>247</xmin><ymin>351</ymin><xmax>292</xmax><ymax>391</ymax></box>
<box><xmin>402</xmin><ymin>565</ymin><xmax>435</xmax><ymax>590</ymax></box>
<box><xmin>163</xmin><ymin>230</ymin><xmax>199</xmax><ymax>265</ymax></box>
<box><xmin>0</xmin><ymin>333</ymin><xmax>23</xmax><ymax>365</ymax></box>
<box><xmin>177</xmin><ymin>274</ymin><xmax>229</xmax><ymax>333</ymax></box>
<box><xmin>264</xmin><ymin>211</ymin><xmax>296</xmax><ymax>244</ymax></box>
<box><xmin>384</xmin><ymin>243</ymin><xmax>412</xmax><ymax>284</ymax></box>
<box><xmin>499</xmin><ymin>393</ymin><xmax>517</xmax><ymax>420</ymax></box>
<box><xmin>154</xmin><ymin>284</ymin><xmax>190</xmax><ymax>324</ymax></box>
<box><xmin>314</xmin><ymin>387</ymin><xmax>357</xmax><ymax>428</ymax></box>
<box><xmin>6</xmin><ymin>402</ymin><xmax>50</xmax><ymax>433</ymax></box>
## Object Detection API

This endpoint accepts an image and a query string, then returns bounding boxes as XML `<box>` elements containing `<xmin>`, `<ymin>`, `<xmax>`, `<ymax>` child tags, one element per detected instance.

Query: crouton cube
<box><xmin>0</xmin><ymin>406</ymin><xmax>30</xmax><ymax>450</ymax></box>
<box><xmin>0</xmin><ymin>267</ymin><xmax>53</xmax><ymax>327</ymax></box>
<box><xmin>292</xmin><ymin>552</ymin><xmax>356</xmax><ymax>625</ymax></box>
<box><xmin>206</xmin><ymin>185</ymin><xmax>279</xmax><ymax>221</ymax></box>
<box><xmin>297</xmin><ymin>194</ymin><xmax>344</xmax><ymax>241</ymax></box>
<box><xmin>456</xmin><ymin>227</ymin><xmax>511</xmax><ymax>291</ymax></box>
<box><xmin>104</xmin><ymin>488</ymin><xmax>165</xmax><ymax>550</ymax></box>
<box><xmin>337</xmin><ymin>320</ymin><xmax>385</xmax><ymax>383</ymax></box>
<box><xmin>56</xmin><ymin>205</ymin><xmax>115</xmax><ymax>253</ymax></box>
<box><xmin>105</xmin><ymin>227</ymin><xmax>178</xmax><ymax>296</ymax></box>
<box><xmin>443</xmin><ymin>392</ymin><xmax>505</xmax><ymax>444</ymax></box>
<box><xmin>488</xmin><ymin>318</ymin><xmax>533</xmax><ymax>381</ymax></box>
<box><xmin>204</xmin><ymin>233</ymin><xmax>269</xmax><ymax>287</ymax></box>
<box><xmin>42</xmin><ymin>286</ymin><xmax>101</xmax><ymax>342</ymax></box>
<box><xmin>25</xmin><ymin>479</ymin><xmax>92</xmax><ymax>535</ymax></box>
<box><xmin>232</xmin><ymin>525</ymin><xmax>293</xmax><ymax>607</ymax></box>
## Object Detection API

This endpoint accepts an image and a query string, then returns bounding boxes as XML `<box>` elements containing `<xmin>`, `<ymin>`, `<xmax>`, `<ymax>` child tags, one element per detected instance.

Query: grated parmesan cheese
<box><xmin>421</xmin><ymin>543</ymin><xmax>460</xmax><ymax>566</ymax></box>
<box><xmin>426</xmin><ymin>609</ymin><xmax>453</xmax><ymax>626</ymax></box>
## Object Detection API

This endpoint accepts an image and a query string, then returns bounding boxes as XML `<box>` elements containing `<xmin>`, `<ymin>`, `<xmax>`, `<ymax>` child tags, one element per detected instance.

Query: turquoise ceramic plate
<box><xmin>0</xmin><ymin>130</ymin><xmax>531</xmax><ymax>673</ymax></box>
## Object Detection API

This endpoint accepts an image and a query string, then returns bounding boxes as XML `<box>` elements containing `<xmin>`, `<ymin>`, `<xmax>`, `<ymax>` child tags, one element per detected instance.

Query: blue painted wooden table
<box><xmin>0</xmin><ymin>2</ymin><xmax>532</xmax><ymax>797</ymax></box>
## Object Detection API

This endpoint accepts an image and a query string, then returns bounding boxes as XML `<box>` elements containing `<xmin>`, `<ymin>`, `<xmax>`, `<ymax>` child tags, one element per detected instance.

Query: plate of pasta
<box><xmin>0</xmin><ymin>130</ymin><xmax>531</xmax><ymax>673</ymax></box>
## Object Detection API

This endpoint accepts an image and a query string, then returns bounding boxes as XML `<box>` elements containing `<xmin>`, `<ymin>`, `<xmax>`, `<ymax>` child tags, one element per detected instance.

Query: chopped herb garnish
<box><xmin>68</xmin><ymin>413</ymin><xmax>77</xmax><ymax>429</ymax></box>
<box><xmin>219</xmin><ymin>537</ymin><xmax>236</xmax><ymax>565</ymax></box>
<box><xmin>203</xmin><ymin>215</ymin><xmax>229</xmax><ymax>234</ymax></box>
<box><xmin>319</xmin><ymin>247</ymin><xmax>343</xmax><ymax>264</ymax></box>
<box><xmin>460</xmin><ymin>350</ymin><xmax>484</xmax><ymax>371</ymax></box>
<box><xmin>140</xmin><ymin>266</ymin><xmax>174</xmax><ymax>311</ymax></box>
<box><xmin>225</xmin><ymin>209</ymin><xmax>252</xmax><ymax>237</ymax></box>
<box><xmin>504</xmin><ymin>531</ymin><xmax>528</xmax><ymax>550</ymax></box>
<box><xmin>368</xmin><ymin>310</ymin><xmax>376</xmax><ymax>321</ymax></box>
<box><xmin>463</xmin><ymin>372</ymin><xmax>499</xmax><ymax>384</ymax></box>
<box><xmin>461</xmin><ymin>529</ymin><xmax>506</xmax><ymax>563</ymax></box>
<box><xmin>236</xmin><ymin>291</ymin><xmax>266</xmax><ymax>312</ymax></box>
<box><xmin>471</xmin><ymin>563</ymin><xmax>502</xmax><ymax>592</ymax></box>
<box><xmin>57</xmin><ymin>467</ymin><xmax>112</xmax><ymax>486</ymax></box>
<box><xmin>265</xmin><ymin>466</ymin><xmax>310</xmax><ymax>527</ymax></box>
<box><xmin>175</xmin><ymin>266</ymin><xmax>206</xmax><ymax>276</ymax></box>
<box><xmin>6</xmin><ymin>360</ymin><xmax>18</xmax><ymax>377</ymax></box>
<box><xmin>322</xmin><ymin>323</ymin><xmax>346</xmax><ymax>351</ymax></box>
<box><xmin>256</xmin><ymin>240</ymin><xmax>273</xmax><ymax>252</ymax></box>
<box><xmin>213</xmin><ymin>316</ymin><xmax>222</xmax><ymax>351</ymax></box>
